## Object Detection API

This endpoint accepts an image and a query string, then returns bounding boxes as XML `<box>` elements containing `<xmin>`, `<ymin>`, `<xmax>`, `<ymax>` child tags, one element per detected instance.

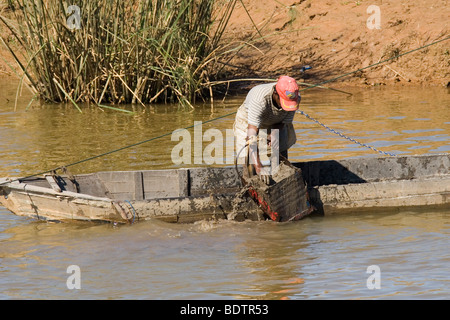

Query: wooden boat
<box><xmin>0</xmin><ymin>154</ymin><xmax>449</xmax><ymax>223</ymax></box>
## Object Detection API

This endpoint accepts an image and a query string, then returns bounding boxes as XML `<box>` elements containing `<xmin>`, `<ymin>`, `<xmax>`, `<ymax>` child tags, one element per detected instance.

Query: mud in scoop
<box><xmin>233</xmin><ymin>160</ymin><xmax>314</xmax><ymax>222</ymax></box>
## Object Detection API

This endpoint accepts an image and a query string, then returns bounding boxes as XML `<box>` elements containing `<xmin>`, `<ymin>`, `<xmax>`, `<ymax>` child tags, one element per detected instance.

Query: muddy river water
<box><xmin>0</xmin><ymin>78</ymin><xmax>449</xmax><ymax>299</ymax></box>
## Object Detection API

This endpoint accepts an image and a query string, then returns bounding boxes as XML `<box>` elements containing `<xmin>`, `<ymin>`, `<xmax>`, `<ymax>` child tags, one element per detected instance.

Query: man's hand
<box><xmin>250</xmin><ymin>145</ymin><xmax>271</xmax><ymax>184</ymax></box>
<box><xmin>247</xmin><ymin>125</ymin><xmax>271</xmax><ymax>184</ymax></box>
<box><xmin>253</xmin><ymin>162</ymin><xmax>271</xmax><ymax>184</ymax></box>
<box><xmin>259</xmin><ymin>173</ymin><xmax>271</xmax><ymax>184</ymax></box>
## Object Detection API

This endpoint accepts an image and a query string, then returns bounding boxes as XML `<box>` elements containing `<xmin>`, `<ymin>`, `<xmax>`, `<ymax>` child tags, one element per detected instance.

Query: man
<box><xmin>233</xmin><ymin>76</ymin><xmax>301</xmax><ymax>183</ymax></box>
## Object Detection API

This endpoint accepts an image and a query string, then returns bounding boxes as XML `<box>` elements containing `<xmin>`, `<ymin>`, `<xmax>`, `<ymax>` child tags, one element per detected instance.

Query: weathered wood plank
<box><xmin>45</xmin><ymin>175</ymin><xmax>62</xmax><ymax>193</ymax></box>
<box><xmin>189</xmin><ymin>167</ymin><xmax>242</xmax><ymax>196</ymax></box>
<box><xmin>296</xmin><ymin>154</ymin><xmax>450</xmax><ymax>186</ymax></box>
<box><xmin>317</xmin><ymin>176</ymin><xmax>450</xmax><ymax>214</ymax></box>
<box><xmin>178</xmin><ymin>169</ymin><xmax>189</xmax><ymax>197</ymax></box>
<box><xmin>142</xmin><ymin>170</ymin><xmax>185</xmax><ymax>199</ymax></box>
<box><xmin>134</xmin><ymin>172</ymin><xmax>144</xmax><ymax>201</ymax></box>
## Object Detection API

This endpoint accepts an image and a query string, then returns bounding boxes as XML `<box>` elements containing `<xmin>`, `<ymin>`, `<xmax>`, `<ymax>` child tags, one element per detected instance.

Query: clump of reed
<box><xmin>0</xmin><ymin>0</ymin><xmax>237</xmax><ymax>107</ymax></box>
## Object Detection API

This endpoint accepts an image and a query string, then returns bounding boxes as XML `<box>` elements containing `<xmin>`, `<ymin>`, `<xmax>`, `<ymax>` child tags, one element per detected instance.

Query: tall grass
<box><xmin>0</xmin><ymin>0</ymin><xmax>237</xmax><ymax>107</ymax></box>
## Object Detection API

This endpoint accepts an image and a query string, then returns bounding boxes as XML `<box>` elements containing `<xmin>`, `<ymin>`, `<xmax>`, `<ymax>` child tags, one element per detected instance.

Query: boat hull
<box><xmin>1</xmin><ymin>154</ymin><xmax>449</xmax><ymax>223</ymax></box>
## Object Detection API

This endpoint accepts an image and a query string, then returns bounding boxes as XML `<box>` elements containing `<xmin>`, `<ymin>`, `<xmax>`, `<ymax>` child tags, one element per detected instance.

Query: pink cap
<box><xmin>275</xmin><ymin>76</ymin><xmax>300</xmax><ymax>111</ymax></box>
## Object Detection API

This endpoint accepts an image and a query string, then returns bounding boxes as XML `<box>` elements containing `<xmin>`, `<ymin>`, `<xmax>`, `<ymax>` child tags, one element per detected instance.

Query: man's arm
<box><xmin>269</xmin><ymin>123</ymin><xmax>284</xmax><ymax>147</ymax></box>
<box><xmin>247</xmin><ymin>124</ymin><xmax>263</xmax><ymax>174</ymax></box>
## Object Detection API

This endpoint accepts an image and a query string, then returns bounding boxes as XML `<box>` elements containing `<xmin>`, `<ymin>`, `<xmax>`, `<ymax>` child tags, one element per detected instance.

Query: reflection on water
<box><xmin>0</xmin><ymin>77</ymin><xmax>449</xmax><ymax>300</ymax></box>
<box><xmin>1</xmin><ymin>207</ymin><xmax>449</xmax><ymax>299</ymax></box>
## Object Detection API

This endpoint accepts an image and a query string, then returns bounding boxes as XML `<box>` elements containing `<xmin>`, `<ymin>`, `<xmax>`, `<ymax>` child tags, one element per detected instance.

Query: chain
<box><xmin>297</xmin><ymin>110</ymin><xmax>396</xmax><ymax>157</ymax></box>
<box><xmin>5</xmin><ymin>37</ymin><xmax>448</xmax><ymax>184</ymax></box>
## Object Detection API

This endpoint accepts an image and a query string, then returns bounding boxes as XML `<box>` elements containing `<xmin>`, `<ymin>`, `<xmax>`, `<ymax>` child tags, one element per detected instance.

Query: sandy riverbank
<box><xmin>1</xmin><ymin>0</ymin><xmax>448</xmax><ymax>89</ymax></box>
<box><xmin>222</xmin><ymin>0</ymin><xmax>449</xmax><ymax>88</ymax></box>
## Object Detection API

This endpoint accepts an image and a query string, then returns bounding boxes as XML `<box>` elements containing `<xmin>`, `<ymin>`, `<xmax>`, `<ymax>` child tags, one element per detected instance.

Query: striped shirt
<box><xmin>242</xmin><ymin>82</ymin><xmax>296</xmax><ymax>128</ymax></box>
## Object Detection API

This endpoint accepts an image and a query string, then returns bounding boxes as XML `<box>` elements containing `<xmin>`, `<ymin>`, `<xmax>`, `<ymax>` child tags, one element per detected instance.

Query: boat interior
<box><xmin>9</xmin><ymin>154</ymin><xmax>449</xmax><ymax>202</ymax></box>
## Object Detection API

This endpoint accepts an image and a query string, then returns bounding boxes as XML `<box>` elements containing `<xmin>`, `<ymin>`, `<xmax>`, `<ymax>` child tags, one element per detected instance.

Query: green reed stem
<box><xmin>1</xmin><ymin>0</ymin><xmax>238</xmax><ymax>107</ymax></box>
